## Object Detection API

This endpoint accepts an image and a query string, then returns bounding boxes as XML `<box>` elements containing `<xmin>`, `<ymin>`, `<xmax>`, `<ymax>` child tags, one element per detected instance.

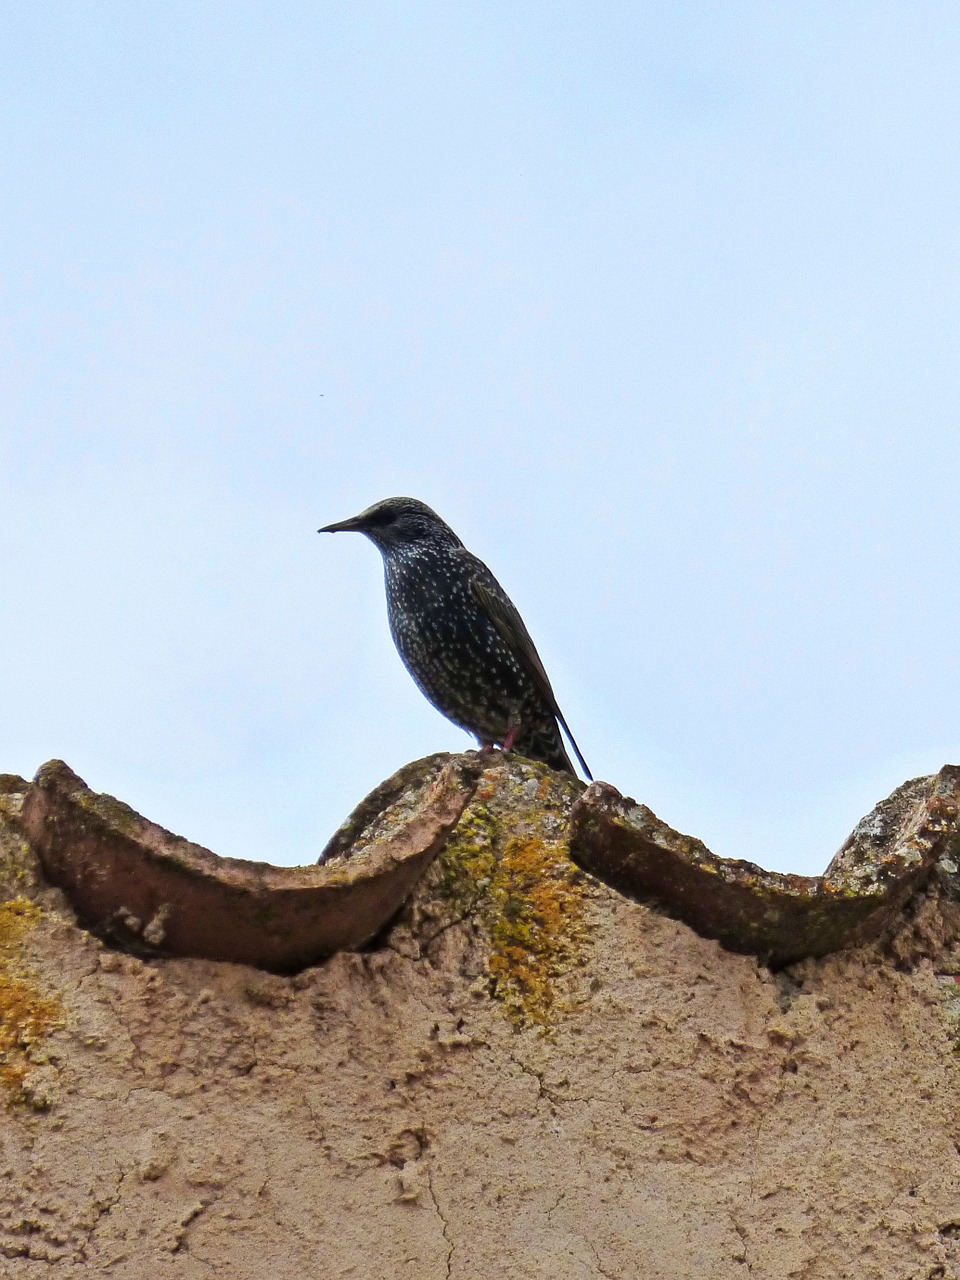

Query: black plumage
<box><xmin>318</xmin><ymin>497</ymin><xmax>591</xmax><ymax>779</ymax></box>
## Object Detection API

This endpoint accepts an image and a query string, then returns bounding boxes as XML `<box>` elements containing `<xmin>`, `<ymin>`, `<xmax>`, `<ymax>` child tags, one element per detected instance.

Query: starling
<box><xmin>319</xmin><ymin>497</ymin><xmax>592</xmax><ymax>779</ymax></box>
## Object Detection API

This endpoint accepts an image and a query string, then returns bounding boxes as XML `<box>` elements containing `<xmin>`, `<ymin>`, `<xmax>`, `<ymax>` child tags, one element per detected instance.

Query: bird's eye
<box><xmin>367</xmin><ymin>508</ymin><xmax>398</xmax><ymax>529</ymax></box>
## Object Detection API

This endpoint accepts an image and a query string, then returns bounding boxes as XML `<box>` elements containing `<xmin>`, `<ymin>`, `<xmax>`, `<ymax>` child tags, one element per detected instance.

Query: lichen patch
<box><xmin>486</xmin><ymin>834</ymin><xmax>591</xmax><ymax>1026</ymax></box>
<box><xmin>436</xmin><ymin>764</ymin><xmax>591</xmax><ymax>1028</ymax></box>
<box><xmin>0</xmin><ymin>897</ymin><xmax>62</xmax><ymax>1102</ymax></box>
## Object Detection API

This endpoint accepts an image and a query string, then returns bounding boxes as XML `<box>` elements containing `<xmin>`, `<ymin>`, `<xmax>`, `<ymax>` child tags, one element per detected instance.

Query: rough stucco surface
<box><xmin>1</xmin><ymin>764</ymin><xmax>960</xmax><ymax>1278</ymax></box>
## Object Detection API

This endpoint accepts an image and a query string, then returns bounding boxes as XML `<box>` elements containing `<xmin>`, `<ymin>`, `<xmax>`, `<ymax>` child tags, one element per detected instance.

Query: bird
<box><xmin>318</xmin><ymin>497</ymin><xmax>592</xmax><ymax>779</ymax></box>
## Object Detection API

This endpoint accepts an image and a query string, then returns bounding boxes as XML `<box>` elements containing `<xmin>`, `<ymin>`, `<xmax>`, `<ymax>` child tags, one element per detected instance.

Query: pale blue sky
<box><xmin>2</xmin><ymin>4</ymin><xmax>959</xmax><ymax>873</ymax></box>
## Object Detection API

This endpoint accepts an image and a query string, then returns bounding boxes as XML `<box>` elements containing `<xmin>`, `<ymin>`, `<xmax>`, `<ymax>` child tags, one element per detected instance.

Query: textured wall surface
<box><xmin>1</xmin><ymin>763</ymin><xmax>960</xmax><ymax>1279</ymax></box>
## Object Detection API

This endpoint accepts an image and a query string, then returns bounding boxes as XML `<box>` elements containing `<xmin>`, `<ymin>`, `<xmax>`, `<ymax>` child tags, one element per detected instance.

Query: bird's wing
<box><xmin>464</xmin><ymin>554</ymin><xmax>593</xmax><ymax>780</ymax></box>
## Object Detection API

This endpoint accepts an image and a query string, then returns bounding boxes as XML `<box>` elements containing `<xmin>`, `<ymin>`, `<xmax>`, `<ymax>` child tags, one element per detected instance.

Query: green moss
<box><xmin>435</xmin><ymin>805</ymin><xmax>499</xmax><ymax>917</ymax></box>
<box><xmin>0</xmin><ymin>795</ymin><xmax>36</xmax><ymax>893</ymax></box>
<box><xmin>76</xmin><ymin>788</ymin><xmax>143</xmax><ymax>837</ymax></box>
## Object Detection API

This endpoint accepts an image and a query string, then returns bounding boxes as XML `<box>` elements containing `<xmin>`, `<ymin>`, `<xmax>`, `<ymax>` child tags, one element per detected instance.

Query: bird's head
<box><xmin>318</xmin><ymin>497</ymin><xmax>462</xmax><ymax>554</ymax></box>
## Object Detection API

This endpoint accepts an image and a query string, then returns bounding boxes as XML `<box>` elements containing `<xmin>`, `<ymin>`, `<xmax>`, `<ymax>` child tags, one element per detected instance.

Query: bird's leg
<box><xmin>501</xmin><ymin>726</ymin><xmax>519</xmax><ymax>753</ymax></box>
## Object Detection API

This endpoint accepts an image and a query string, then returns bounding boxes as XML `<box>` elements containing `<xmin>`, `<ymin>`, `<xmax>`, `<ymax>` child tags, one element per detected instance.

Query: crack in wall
<box><xmin>510</xmin><ymin>1053</ymin><xmax>586</xmax><ymax>1107</ymax></box>
<box><xmin>424</xmin><ymin>1164</ymin><xmax>453</xmax><ymax>1280</ymax></box>
<box><xmin>587</xmin><ymin>1238</ymin><xmax>615</xmax><ymax>1279</ymax></box>
<box><xmin>170</xmin><ymin>1194</ymin><xmax>215</xmax><ymax>1254</ymax></box>
<box><xmin>75</xmin><ymin>1167</ymin><xmax>128</xmax><ymax>1263</ymax></box>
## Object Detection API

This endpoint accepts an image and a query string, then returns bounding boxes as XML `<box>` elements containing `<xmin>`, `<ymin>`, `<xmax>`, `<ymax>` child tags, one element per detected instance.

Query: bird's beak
<box><xmin>318</xmin><ymin>513</ymin><xmax>366</xmax><ymax>534</ymax></box>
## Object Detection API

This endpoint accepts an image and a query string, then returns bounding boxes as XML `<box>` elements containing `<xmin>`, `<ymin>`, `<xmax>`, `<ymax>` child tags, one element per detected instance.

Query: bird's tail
<box><xmin>513</xmin><ymin>723</ymin><xmax>590</xmax><ymax>780</ymax></box>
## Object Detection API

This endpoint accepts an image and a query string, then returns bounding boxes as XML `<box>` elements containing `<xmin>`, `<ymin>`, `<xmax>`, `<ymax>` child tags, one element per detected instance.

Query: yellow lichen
<box><xmin>0</xmin><ymin>898</ymin><xmax>62</xmax><ymax>1102</ymax></box>
<box><xmin>486</xmin><ymin>835</ymin><xmax>590</xmax><ymax>1027</ymax></box>
<box><xmin>438</xmin><ymin>779</ymin><xmax>592</xmax><ymax>1029</ymax></box>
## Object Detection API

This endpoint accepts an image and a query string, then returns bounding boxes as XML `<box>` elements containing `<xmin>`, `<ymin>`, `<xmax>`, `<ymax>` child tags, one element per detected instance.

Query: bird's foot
<box><xmin>501</xmin><ymin>727</ymin><xmax>518</xmax><ymax>753</ymax></box>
